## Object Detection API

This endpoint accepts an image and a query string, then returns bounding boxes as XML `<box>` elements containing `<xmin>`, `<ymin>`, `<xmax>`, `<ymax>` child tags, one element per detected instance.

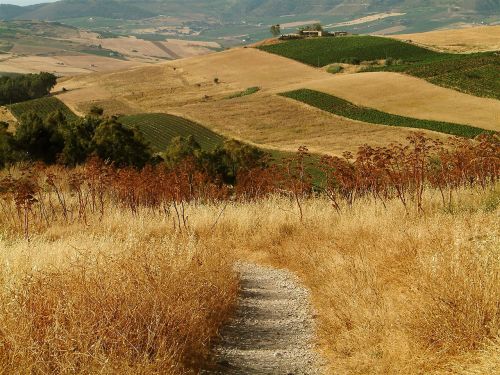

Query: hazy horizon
<box><xmin>0</xmin><ymin>0</ymin><xmax>57</xmax><ymax>5</ymax></box>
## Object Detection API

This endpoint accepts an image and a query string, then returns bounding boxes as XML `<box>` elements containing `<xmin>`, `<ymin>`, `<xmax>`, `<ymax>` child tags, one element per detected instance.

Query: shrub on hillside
<box><xmin>327</xmin><ymin>64</ymin><xmax>344</xmax><ymax>74</ymax></box>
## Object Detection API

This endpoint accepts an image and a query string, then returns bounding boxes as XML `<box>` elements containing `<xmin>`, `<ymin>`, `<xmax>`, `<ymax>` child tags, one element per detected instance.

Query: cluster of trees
<box><xmin>163</xmin><ymin>135</ymin><xmax>268</xmax><ymax>185</ymax></box>
<box><xmin>0</xmin><ymin>110</ymin><xmax>268</xmax><ymax>185</ymax></box>
<box><xmin>0</xmin><ymin>72</ymin><xmax>57</xmax><ymax>105</ymax></box>
<box><xmin>299</xmin><ymin>23</ymin><xmax>324</xmax><ymax>33</ymax></box>
<box><xmin>0</xmin><ymin>111</ymin><xmax>150</xmax><ymax>168</ymax></box>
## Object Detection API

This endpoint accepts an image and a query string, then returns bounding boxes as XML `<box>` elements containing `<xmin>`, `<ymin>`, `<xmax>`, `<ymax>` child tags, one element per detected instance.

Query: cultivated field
<box><xmin>282</xmin><ymin>89</ymin><xmax>489</xmax><ymax>137</ymax></box>
<box><xmin>392</xmin><ymin>25</ymin><xmax>500</xmax><ymax>52</ymax></box>
<box><xmin>259</xmin><ymin>35</ymin><xmax>500</xmax><ymax>100</ymax></box>
<box><xmin>120</xmin><ymin>113</ymin><xmax>224</xmax><ymax>152</ymax></box>
<box><xmin>258</xmin><ymin>35</ymin><xmax>440</xmax><ymax>67</ymax></box>
<box><xmin>0</xmin><ymin>22</ymin><xmax>220</xmax><ymax>76</ymax></box>
<box><xmin>8</xmin><ymin>97</ymin><xmax>79</xmax><ymax>122</ymax></box>
<box><xmin>170</xmin><ymin>94</ymin><xmax>448</xmax><ymax>156</ymax></box>
<box><xmin>327</xmin><ymin>12</ymin><xmax>406</xmax><ymax>27</ymax></box>
<box><xmin>0</xmin><ymin>54</ymin><xmax>144</xmax><ymax>76</ymax></box>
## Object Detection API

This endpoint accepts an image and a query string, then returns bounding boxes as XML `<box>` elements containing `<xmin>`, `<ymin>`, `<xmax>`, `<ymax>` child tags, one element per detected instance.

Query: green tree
<box><xmin>0</xmin><ymin>122</ymin><xmax>16</xmax><ymax>168</ymax></box>
<box><xmin>14</xmin><ymin>112</ymin><xmax>65</xmax><ymax>164</ymax></box>
<box><xmin>163</xmin><ymin>135</ymin><xmax>201</xmax><ymax>167</ymax></box>
<box><xmin>203</xmin><ymin>140</ymin><xmax>268</xmax><ymax>184</ymax></box>
<box><xmin>0</xmin><ymin>72</ymin><xmax>57</xmax><ymax>105</ymax></box>
<box><xmin>270</xmin><ymin>24</ymin><xmax>281</xmax><ymax>37</ymax></box>
<box><xmin>91</xmin><ymin>119</ymin><xmax>151</xmax><ymax>168</ymax></box>
<box><xmin>59</xmin><ymin>116</ymin><xmax>100</xmax><ymax>166</ymax></box>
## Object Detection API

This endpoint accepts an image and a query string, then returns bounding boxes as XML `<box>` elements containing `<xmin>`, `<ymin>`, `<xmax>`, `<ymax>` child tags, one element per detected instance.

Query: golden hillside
<box><xmin>56</xmin><ymin>45</ymin><xmax>499</xmax><ymax>155</ymax></box>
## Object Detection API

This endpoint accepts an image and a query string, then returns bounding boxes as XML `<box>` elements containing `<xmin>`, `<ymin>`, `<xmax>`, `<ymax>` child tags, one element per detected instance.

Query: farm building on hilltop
<box><xmin>302</xmin><ymin>30</ymin><xmax>323</xmax><ymax>37</ymax></box>
<box><xmin>331</xmin><ymin>31</ymin><xmax>349</xmax><ymax>37</ymax></box>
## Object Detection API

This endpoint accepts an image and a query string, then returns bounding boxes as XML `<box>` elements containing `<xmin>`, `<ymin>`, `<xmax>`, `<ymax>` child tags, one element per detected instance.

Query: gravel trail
<box><xmin>203</xmin><ymin>262</ymin><xmax>323</xmax><ymax>374</ymax></box>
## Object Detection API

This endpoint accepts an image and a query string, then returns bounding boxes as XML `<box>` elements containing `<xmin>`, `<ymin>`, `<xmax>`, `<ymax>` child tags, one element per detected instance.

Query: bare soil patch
<box><xmin>327</xmin><ymin>12</ymin><xmax>405</xmax><ymax>28</ymax></box>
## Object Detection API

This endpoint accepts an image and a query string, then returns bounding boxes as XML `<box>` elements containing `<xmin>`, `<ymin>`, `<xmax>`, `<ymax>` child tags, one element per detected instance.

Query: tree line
<box><xmin>0</xmin><ymin>72</ymin><xmax>57</xmax><ymax>105</ymax></box>
<box><xmin>0</xmin><ymin>109</ymin><xmax>269</xmax><ymax>186</ymax></box>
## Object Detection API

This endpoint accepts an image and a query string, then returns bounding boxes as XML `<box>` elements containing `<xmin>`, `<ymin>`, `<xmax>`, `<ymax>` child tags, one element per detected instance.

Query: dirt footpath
<box><xmin>204</xmin><ymin>262</ymin><xmax>324</xmax><ymax>374</ymax></box>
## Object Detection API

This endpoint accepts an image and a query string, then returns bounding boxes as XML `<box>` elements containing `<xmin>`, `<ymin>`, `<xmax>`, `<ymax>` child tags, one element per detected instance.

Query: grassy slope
<box><xmin>119</xmin><ymin>113</ymin><xmax>225</xmax><ymax>153</ymax></box>
<box><xmin>8</xmin><ymin>96</ymin><xmax>79</xmax><ymax>122</ymax></box>
<box><xmin>281</xmin><ymin>89</ymin><xmax>492</xmax><ymax>138</ymax></box>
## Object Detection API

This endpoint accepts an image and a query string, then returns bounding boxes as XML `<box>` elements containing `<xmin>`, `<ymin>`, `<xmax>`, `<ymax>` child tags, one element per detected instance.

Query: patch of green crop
<box><xmin>326</xmin><ymin>64</ymin><xmax>343</xmax><ymax>74</ymax></box>
<box><xmin>258</xmin><ymin>35</ymin><xmax>442</xmax><ymax>67</ymax></box>
<box><xmin>8</xmin><ymin>97</ymin><xmax>79</xmax><ymax>122</ymax></box>
<box><xmin>281</xmin><ymin>89</ymin><xmax>492</xmax><ymax>138</ymax></box>
<box><xmin>119</xmin><ymin>113</ymin><xmax>225</xmax><ymax>153</ymax></box>
<box><xmin>226</xmin><ymin>87</ymin><xmax>260</xmax><ymax>99</ymax></box>
<box><xmin>79</xmin><ymin>48</ymin><xmax>127</xmax><ymax>60</ymax></box>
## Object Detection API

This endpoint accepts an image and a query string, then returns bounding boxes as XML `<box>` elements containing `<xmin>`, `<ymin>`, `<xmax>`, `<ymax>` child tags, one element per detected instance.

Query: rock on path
<box><xmin>203</xmin><ymin>262</ymin><xmax>323</xmax><ymax>375</ymax></box>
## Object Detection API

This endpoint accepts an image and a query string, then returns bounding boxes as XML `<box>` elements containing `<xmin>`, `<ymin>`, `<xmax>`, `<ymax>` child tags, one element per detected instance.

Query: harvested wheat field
<box><xmin>328</xmin><ymin>12</ymin><xmax>405</xmax><ymax>28</ymax></box>
<box><xmin>298</xmin><ymin>72</ymin><xmax>500</xmax><ymax>131</ymax></box>
<box><xmin>392</xmin><ymin>25</ymin><xmax>500</xmax><ymax>52</ymax></box>
<box><xmin>172</xmin><ymin>94</ymin><xmax>448</xmax><ymax>155</ymax></box>
<box><xmin>56</xmin><ymin>48</ymin><xmax>327</xmax><ymax>110</ymax></box>
<box><xmin>0</xmin><ymin>54</ymin><xmax>144</xmax><ymax>76</ymax></box>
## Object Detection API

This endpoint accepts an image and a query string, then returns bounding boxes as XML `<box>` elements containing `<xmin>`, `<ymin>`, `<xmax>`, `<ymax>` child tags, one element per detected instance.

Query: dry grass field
<box><xmin>0</xmin><ymin>107</ymin><xmax>17</xmax><ymax>129</ymax></box>
<box><xmin>172</xmin><ymin>94</ymin><xmax>448</xmax><ymax>155</ymax></box>
<box><xmin>0</xmin><ymin>203</ymin><xmax>237</xmax><ymax>374</ymax></box>
<box><xmin>235</xmin><ymin>188</ymin><xmax>500</xmax><ymax>374</ymax></box>
<box><xmin>0</xmin><ymin>54</ymin><xmax>145</xmax><ymax>76</ymax></box>
<box><xmin>392</xmin><ymin>25</ymin><xmax>500</xmax><ymax>53</ymax></box>
<box><xmin>1</xmin><ymin>177</ymin><xmax>498</xmax><ymax>374</ymax></box>
<box><xmin>54</xmin><ymin>47</ymin><xmax>500</xmax><ymax>155</ymax></box>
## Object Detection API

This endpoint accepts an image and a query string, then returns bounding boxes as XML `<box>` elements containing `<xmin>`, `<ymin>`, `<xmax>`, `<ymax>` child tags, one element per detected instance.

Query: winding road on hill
<box><xmin>203</xmin><ymin>262</ymin><xmax>323</xmax><ymax>374</ymax></box>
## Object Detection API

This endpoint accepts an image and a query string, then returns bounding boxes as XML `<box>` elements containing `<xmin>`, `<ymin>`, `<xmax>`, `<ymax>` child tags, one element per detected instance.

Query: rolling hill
<box><xmin>54</xmin><ymin>42</ymin><xmax>499</xmax><ymax>157</ymax></box>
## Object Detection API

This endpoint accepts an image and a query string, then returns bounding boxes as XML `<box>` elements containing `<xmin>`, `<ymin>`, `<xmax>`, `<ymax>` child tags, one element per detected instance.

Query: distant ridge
<box><xmin>1</xmin><ymin>0</ymin><xmax>499</xmax><ymax>21</ymax></box>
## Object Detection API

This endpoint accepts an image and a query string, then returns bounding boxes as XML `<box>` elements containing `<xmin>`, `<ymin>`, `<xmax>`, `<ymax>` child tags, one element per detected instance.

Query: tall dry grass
<box><xmin>0</xmin><ymin>208</ymin><xmax>237</xmax><ymax>374</ymax></box>
<box><xmin>189</xmin><ymin>187</ymin><xmax>497</xmax><ymax>374</ymax></box>
<box><xmin>0</xmin><ymin>179</ymin><xmax>498</xmax><ymax>373</ymax></box>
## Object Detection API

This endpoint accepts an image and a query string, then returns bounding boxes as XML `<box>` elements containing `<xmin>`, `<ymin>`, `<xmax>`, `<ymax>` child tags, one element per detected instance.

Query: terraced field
<box><xmin>259</xmin><ymin>35</ymin><xmax>442</xmax><ymax>67</ymax></box>
<box><xmin>281</xmin><ymin>89</ymin><xmax>492</xmax><ymax>138</ymax></box>
<box><xmin>8</xmin><ymin>96</ymin><xmax>79</xmax><ymax>121</ymax></box>
<box><xmin>119</xmin><ymin>113</ymin><xmax>225</xmax><ymax>152</ymax></box>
